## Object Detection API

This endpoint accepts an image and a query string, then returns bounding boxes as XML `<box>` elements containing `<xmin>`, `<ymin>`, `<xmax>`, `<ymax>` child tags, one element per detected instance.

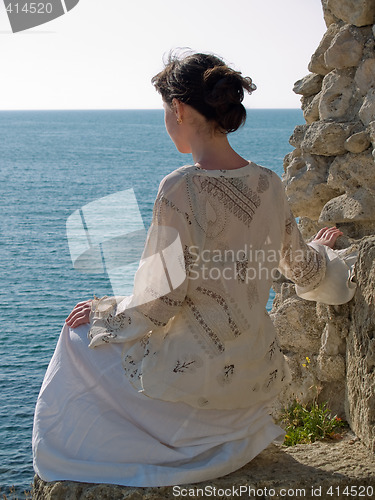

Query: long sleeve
<box><xmin>277</xmin><ymin>186</ymin><xmax>327</xmax><ymax>292</ymax></box>
<box><xmin>294</xmin><ymin>242</ymin><xmax>357</xmax><ymax>305</ymax></box>
<box><xmin>277</xmin><ymin>177</ymin><xmax>357</xmax><ymax>305</ymax></box>
<box><xmin>88</xmin><ymin>174</ymin><xmax>193</xmax><ymax>348</ymax></box>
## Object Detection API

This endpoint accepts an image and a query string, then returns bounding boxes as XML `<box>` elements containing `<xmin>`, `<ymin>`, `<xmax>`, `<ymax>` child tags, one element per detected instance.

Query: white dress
<box><xmin>32</xmin><ymin>162</ymin><xmax>357</xmax><ymax>486</ymax></box>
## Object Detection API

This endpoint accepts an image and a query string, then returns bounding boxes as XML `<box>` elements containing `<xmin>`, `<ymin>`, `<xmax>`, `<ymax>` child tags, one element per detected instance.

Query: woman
<box><xmin>33</xmin><ymin>52</ymin><xmax>350</xmax><ymax>487</ymax></box>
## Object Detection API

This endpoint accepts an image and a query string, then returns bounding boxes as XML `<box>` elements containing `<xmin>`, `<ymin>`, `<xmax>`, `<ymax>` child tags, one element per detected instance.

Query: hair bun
<box><xmin>203</xmin><ymin>67</ymin><xmax>256</xmax><ymax>109</ymax></box>
<box><xmin>202</xmin><ymin>66</ymin><xmax>256</xmax><ymax>133</ymax></box>
<box><xmin>203</xmin><ymin>68</ymin><xmax>242</xmax><ymax>108</ymax></box>
<box><xmin>152</xmin><ymin>51</ymin><xmax>257</xmax><ymax>134</ymax></box>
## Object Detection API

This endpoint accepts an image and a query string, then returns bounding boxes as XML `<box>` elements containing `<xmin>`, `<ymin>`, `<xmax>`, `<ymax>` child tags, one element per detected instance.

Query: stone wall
<box><xmin>346</xmin><ymin>236</ymin><xmax>375</xmax><ymax>452</ymax></box>
<box><xmin>271</xmin><ymin>0</ymin><xmax>375</xmax><ymax>452</ymax></box>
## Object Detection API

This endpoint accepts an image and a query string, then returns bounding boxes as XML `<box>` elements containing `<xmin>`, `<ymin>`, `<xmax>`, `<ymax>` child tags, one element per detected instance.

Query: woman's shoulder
<box><xmin>173</xmin><ymin>161</ymin><xmax>279</xmax><ymax>181</ymax></box>
<box><xmin>157</xmin><ymin>165</ymin><xmax>193</xmax><ymax>197</ymax></box>
<box><xmin>157</xmin><ymin>162</ymin><xmax>284</xmax><ymax>197</ymax></box>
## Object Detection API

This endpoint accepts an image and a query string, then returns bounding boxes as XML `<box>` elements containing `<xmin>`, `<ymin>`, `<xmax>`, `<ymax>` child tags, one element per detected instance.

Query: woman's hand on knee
<box><xmin>65</xmin><ymin>300</ymin><xmax>93</xmax><ymax>328</ymax></box>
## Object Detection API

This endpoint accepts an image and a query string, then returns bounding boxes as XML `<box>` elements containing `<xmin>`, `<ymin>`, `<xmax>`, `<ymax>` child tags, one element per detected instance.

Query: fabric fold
<box><xmin>295</xmin><ymin>242</ymin><xmax>358</xmax><ymax>305</ymax></box>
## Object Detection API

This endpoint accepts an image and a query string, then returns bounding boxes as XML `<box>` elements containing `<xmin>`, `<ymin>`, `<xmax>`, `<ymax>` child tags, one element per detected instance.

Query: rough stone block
<box><xmin>359</xmin><ymin>89</ymin><xmax>375</xmax><ymax>126</ymax></box>
<box><xmin>273</xmin><ymin>352</ymin><xmax>320</xmax><ymax>411</ymax></box>
<box><xmin>289</xmin><ymin>124</ymin><xmax>309</xmax><ymax>149</ymax></box>
<box><xmin>317</xmin><ymin>381</ymin><xmax>346</xmax><ymax>418</ymax></box>
<box><xmin>308</xmin><ymin>23</ymin><xmax>341</xmax><ymax>75</ymax></box>
<box><xmin>319</xmin><ymin>69</ymin><xmax>358</xmax><ymax>121</ymax></box>
<box><xmin>293</xmin><ymin>73</ymin><xmax>324</xmax><ymax>96</ymax></box>
<box><xmin>320</xmin><ymin>321</ymin><xmax>347</xmax><ymax>356</ymax></box>
<box><xmin>300</xmin><ymin>122</ymin><xmax>353</xmax><ymax>156</ymax></box>
<box><xmin>324</xmin><ymin>25</ymin><xmax>363</xmax><ymax>69</ymax></box>
<box><xmin>271</xmin><ymin>296</ymin><xmax>322</xmax><ymax>352</ymax></box>
<box><xmin>283</xmin><ymin>154</ymin><xmax>337</xmax><ymax>219</ymax></box>
<box><xmin>326</xmin><ymin>0</ymin><xmax>375</xmax><ymax>27</ymax></box>
<box><xmin>327</xmin><ymin>151</ymin><xmax>375</xmax><ymax>193</ymax></box>
<box><xmin>355</xmin><ymin>58</ymin><xmax>375</xmax><ymax>95</ymax></box>
<box><xmin>321</xmin><ymin>0</ymin><xmax>340</xmax><ymax>27</ymax></box>
<box><xmin>297</xmin><ymin>217</ymin><xmax>322</xmax><ymax>239</ymax></box>
<box><xmin>319</xmin><ymin>189</ymin><xmax>375</xmax><ymax>223</ymax></box>
<box><xmin>316</xmin><ymin>353</ymin><xmax>345</xmax><ymax>382</ymax></box>
<box><xmin>346</xmin><ymin>236</ymin><xmax>375</xmax><ymax>453</ymax></box>
<box><xmin>302</xmin><ymin>93</ymin><xmax>321</xmax><ymax>124</ymax></box>
<box><xmin>345</xmin><ymin>131</ymin><xmax>371</xmax><ymax>153</ymax></box>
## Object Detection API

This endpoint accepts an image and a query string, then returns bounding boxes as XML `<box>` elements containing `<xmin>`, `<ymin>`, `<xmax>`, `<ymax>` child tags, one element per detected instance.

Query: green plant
<box><xmin>278</xmin><ymin>354</ymin><xmax>347</xmax><ymax>446</ymax></box>
<box><xmin>279</xmin><ymin>399</ymin><xmax>346</xmax><ymax>446</ymax></box>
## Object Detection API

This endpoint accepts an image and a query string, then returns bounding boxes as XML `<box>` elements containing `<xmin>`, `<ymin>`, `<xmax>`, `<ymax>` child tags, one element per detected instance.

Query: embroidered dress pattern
<box><xmin>187</xmin><ymin>176</ymin><xmax>227</xmax><ymax>238</ymax></box>
<box><xmin>123</xmin><ymin>355</ymin><xmax>140</xmax><ymax>380</ymax></box>
<box><xmin>280</xmin><ymin>209</ymin><xmax>326</xmax><ymax>290</ymax></box>
<box><xmin>236</xmin><ymin>256</ymin><xmax>249</xmax><ymax>283</ymax></box>
<box><xmin>136</xmin><ymin>288</ymin><xmax>185</xmax><ymax>327</ymax></box>
<box><xmin>197</xmin><ymin>176</ymin><xmax>261</xmax><ymax>228</ymax></box>
<box><xmin>173</xmin><ymin>355</ymin><xmax>203</xmax><ymax>374</ymax></box>
<box><xmin>257</xmin><ymin>173</ymin><xmax>270</xmax><ymax>194</ymax></box>
<box><xmin>263</xmin><ymin>369</ymin><xmax>278</xmax><ymax>392</ymax></box>
<box><xmin>105</xmin><ymin>311</ymin><xmax>132</xmax><ymax>331</ymax></box>
<box><xmin>142</xmin><ymin>313</ymin><xmax>167</xmax><ymax>328</ymax></box>
<box><xmin>217</xmin><ymin>364</ymin><xmax>235</xmax><ymax>386</ymax></box>
<box><xmin>185</xmin><ymin>296</ymin><xmax>225</xmax><ymax>355</ymax></box>
<box><xmin>197</xmin><ymin>286</ymin><xmax>242</xmax><ymax>338</ymax></box>
<box><xmin>183</xmin><ymin>245</ymin><xmax>196</xmax><ymax>274</ymax></box>
<box><xmin>246</xmin><ymin>280</ymin><xmax>259</xmax><ymax>309</ymax></box>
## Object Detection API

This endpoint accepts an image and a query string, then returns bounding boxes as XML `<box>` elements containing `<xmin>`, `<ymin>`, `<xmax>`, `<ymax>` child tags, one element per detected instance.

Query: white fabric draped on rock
<box><xmin>32</xmin><ymin>323</ymin><xmax>284</xmax><ymax>486</ymax></box>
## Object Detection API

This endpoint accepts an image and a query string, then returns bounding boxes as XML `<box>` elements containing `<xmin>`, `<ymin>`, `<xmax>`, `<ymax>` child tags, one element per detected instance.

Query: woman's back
<box><xmin>89</xmin><ymin>160</ymin><xmax>328</xmax><ymax>410</ymax></box>
<box><xmin>125</xmin><ymin>162</ymin><xmax>290</xmax><ymax>409</ymax></box>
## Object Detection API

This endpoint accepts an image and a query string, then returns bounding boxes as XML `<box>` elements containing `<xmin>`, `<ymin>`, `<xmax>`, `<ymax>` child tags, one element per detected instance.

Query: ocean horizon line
<box><xmin>0</xmin><ymin>107</ymin><xmax>302</xmax><ymax>112</ymax></box>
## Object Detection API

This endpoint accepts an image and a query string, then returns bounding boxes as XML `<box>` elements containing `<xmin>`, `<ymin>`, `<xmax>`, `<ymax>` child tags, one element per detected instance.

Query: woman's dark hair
<box><xmin>152</xmin><ymin>51</ymin><xmax>256</xmax><ymax>134</ymax></box>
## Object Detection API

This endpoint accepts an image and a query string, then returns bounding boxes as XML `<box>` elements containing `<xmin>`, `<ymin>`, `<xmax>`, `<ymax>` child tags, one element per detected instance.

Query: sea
<box><xmin>0</xmin><ymin>108</ymin><xmax>303</xmax><ymax>497</ymax></box>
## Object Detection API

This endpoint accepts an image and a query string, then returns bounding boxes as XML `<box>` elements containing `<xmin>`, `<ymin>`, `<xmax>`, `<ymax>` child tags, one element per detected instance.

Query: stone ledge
<box><xmin>32</xmin><ymin>432</ymin><xmax>375</xmax><ymax>500</ymax></box>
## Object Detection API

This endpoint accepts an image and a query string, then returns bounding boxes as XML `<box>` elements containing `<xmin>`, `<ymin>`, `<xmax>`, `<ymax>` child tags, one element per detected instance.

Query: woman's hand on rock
<box><xmin>311</xmin><ymin>226</ymin><xmax>343</xmax><ymax>249</ymax></box>
<box><xmin>66</xmin><ymin>300</ymin><xmax>93</xmax><ymax>328</ymax></box>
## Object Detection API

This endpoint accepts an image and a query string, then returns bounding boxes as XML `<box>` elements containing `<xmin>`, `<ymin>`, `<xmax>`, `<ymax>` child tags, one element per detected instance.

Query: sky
<box><xmin>0</xmin><ymin>0</ymin><xmax>327</xmax><ymax>110</ymax></box>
